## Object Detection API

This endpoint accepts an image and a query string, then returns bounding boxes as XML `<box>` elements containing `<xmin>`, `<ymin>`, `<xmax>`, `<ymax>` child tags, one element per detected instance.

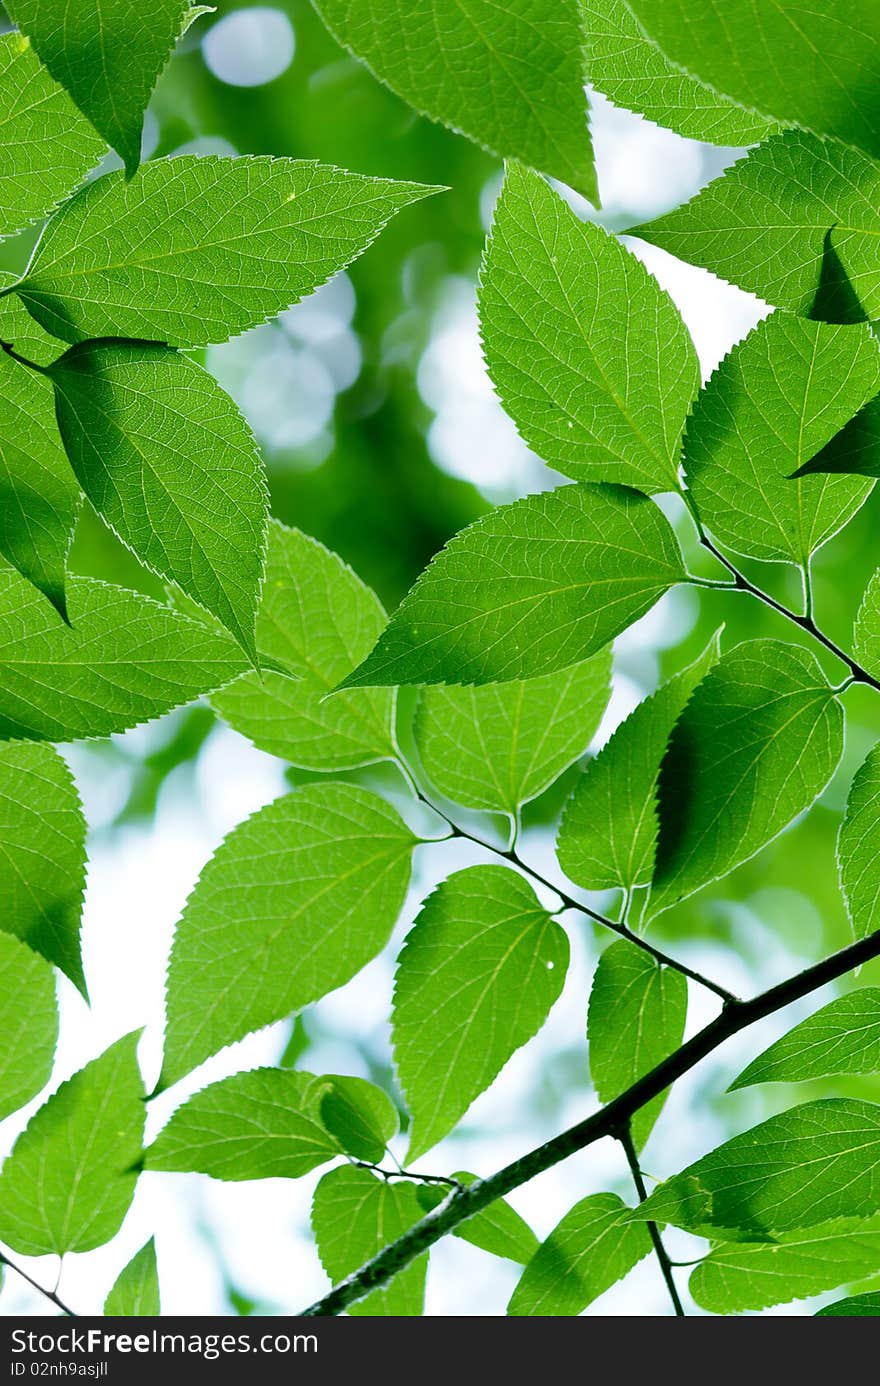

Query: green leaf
<box><xmin>0</xmin><ymin>32</ymin><xmax>105</xmax><ymax>240</ymax></box>
<box><xmin>414</xmin><ymin>652</ymin><xmax>611</xmax><ymax>817</ymax></box>
<box><xmin>312</xmin><ymin>0</ymin><xmax>597</xmax><ymax>202</ymax></box>
<box><xmin>633</xmin><ymin>131</ymin><xmax>880</xmax><ymax>321</ymax></box>
<box><xmin>320</xmin><ymin>1075</ymin><xmax>399</xmax><ymax>1163</ymax></box>
<box><xmin>581</xmin><ymin>0</ymin><xmax>778</xmax><ymax>147</ymax></box>
<box><xmin>212</xmin><ymin>523</ymin><xmax>396</xmax><ymax>772</ymax></box>
<box><xmin>691</xmin><ymin>1215</ymin><xmax>880</xmax><ymax>1314</ymax></box>
<box><xmin>817</xmin><ymin>1292</ymin><xmax>880</xmax><ymax>1316</ymax></box>
<box><xmin>342</xmin><ymin>484</ymin><xmax>686</xmax><ymax>688</ymax></box>
<box><xmin>161</xmin><ymin>783</ymin><xmax>415</xmax><ymax>1088</ymax></box>
<box><xmin>479</xmin><ymin>163</ymin><xmax>699</xmax><ymax>495</ymax></box>
<box><xmin>393</xmin><ymin>865</ymin><xmax>568</xmax><ymax>1161</ymax></box>
<box><xmin>635</xmin><ymin>1098</ymin><xmax>880</xmax><ymax>1237</ymax></box>
<box><xmin>651</xmin><ymin>640</ymin><xmax>843</xmax><ymax>915</ymax></box>
<box><xmin>279</xmin><ymin>1016</ymin><xmax>310</xmax><ymax>1070</ymax></box>
<box><xmin>416</xmin><ymin>1171</ymin><xmax>539</xmax><ymax>1264</ymax></box>
<box><xmin>625</xmin><ymin>0</ymin><xmax>880</xmax><ymax>161</ymax></box>
<box><xmin>557</xmin><ymin>631</ymin><xmax>720</xmax><ymax>892</ymax></box>
<box><xmin>507</xmin><ymin>1193</ymin><xmax>651</xmax><ymax>1315</ymax></box>
<box><xmin>0</xmin><ymin>934</ymin><xmax>58</xmax><ymax>1122</ymax></box>
<box><xmin>855</xmin><ymin>570</ymin><xmax>880</xmax><ymax>681</ymax></box>
<box><xmin>104</xmin><ymin>1239</ymin><xmax>160</xmax><ymax>1317</ymax></box>
<box><xmin>587</xmin><ymin>941</ymin><xmax>688</xmax><ymax>1150</ymax></box>
<box><xmin>839</xmin><ymin>745</ymin><xmax>880</xmax><ymax>941</ymax></box>
<box><xmin>0</xmin><ymin>337</ymin><xmax>79</xmax><ymax>619</ymax></box>
<box><xmin>14</xmin><ymin>158</ymin><xmax>439</xmax><ymax>348</ymax></box>
<box><xmin>793</xmin><ymin>393</ymin><xmax>880</xmax><ymax>480</ymax></box>
<box><xmin>731</xmin><ymin>991</ymin><xmax>880</xmax><ymax>1090</ymax></box>
<box><xmin>47</xmin><ymin>340</ymin><xmax>267</xmax><ymax>662</ymax></box>
<box><xmin>145</xmin><ymin>1069</ymin><xmax>341</xmax><ymax>1179</ymax></box>
<box><xmin>684</xmin><ymin>314</ymin><xmax>880</xmax><ymax>567</ymax></box>
<box><xmin>0</xmin><ymin>271</ymin><xmax>67</xmax><ymax>368</ymax></box>
<box><xmin>0</xmin><ymin>566</ymin><xmax>245</xmax><ymax>743</ymax></box>
<box><xmin>312</xmin><ymin>1166</ymin><xmax>427</xmax><ymax>1316</ymax></box>
<box><xmin>0</xmin><ymin>742</ymin><xmax>86</xmax><ymax>991</ymax></box>
<box><xmin>7</xmin><ymin>0</ymin><xmax>189</xmax><ymax>175</ymax></box>
<box><xmin>0</xmin><ymin>1031</ymin><xmax>145</xmax><ymax>1256</ymax></box>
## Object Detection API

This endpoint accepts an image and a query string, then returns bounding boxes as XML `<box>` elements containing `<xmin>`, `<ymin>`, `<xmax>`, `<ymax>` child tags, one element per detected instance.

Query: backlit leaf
<box><xmin>146</xmin><ymin>1069</ymin><xmax>341</xmax><ymax>1179</ymax></box>
<box><xmin>557</xmin><ymin>632</ymin><xmax>720</xmax><ymax>892</ymax></box>
<box><xmin>854</xmin><ymin>570</ymin><xmax>880</xmax><ymax>680</ymax></box>
<box><xmin>416</xmin><ymin>1171</ymin><xmax>539</xmax><ymax>1264</ymax></box>
<box><xmin>651</xmin><ymin>641</ymin><xmax>843</xmax><ymax>915</ymax></box>
<box><xmin>7</xmin><ymin>0</ymin><xmax>190</xmax><ymax>175</ymax></box>
<box><xmin>0</xmin><ymin>270</ymin><xmax>67</xmax><ymax>367</ymax></box>
<box><xmin>838</xmin><ymin>744</ymin><xmax>880</xmax><ymax>940</ymax></box>
<box><xmin>312</xmin><ymin>0</ymin><xmax>597</xmax><ymax>201</ymax></box>
<box><xmin>15</xmin><ymin>158</ymin><xmax>439</xmax><ymax>348</ymax></box>
<box><xmin>0</xmin><ymin>1032</ymin><xmax>145</xmax><ymax>1255</ymax></box>
<box><xmin>480</xmin><ymin>162</ymin><xmax>699</xmax><ymax>494</ymax></box>
<box><xmin>634</xmin><ymin>131</ymin><xmax>880</xmax><ymax>324</ymax></box>
<box><xmin>312</xmin><ymin>1166</ymin><xmax>427</xmax><ymax>1316</ymax></box>
<box><xmin>582</xmin><ymin>0</ymin><xmax>777</xmax><ymax>147</ymax></box>
<box><xmin>161</xmin><ymin>784</ymin><xmax>415</xmax><ymax>1087</ymax></box>
<box><xmin>0</xmin><ymin>311</ymin><xmax>78</xmax><ymax>617</ymax></box>
<box><xmin>625</xmin><ymin>0</ymin><xmax>880</xmax><ymax>160</ymax></box>
<box><xmin>0</xmin><ymin>742</ymin><xmax>86</xmax><ymax>991</ymax></box>
<box><xmin>817</xmin><ymin>1292</ymin><xmax>880</xmax><ymax>1316</ymax></box>
<box><xmin>48</xmin><ymin>339</ymin><xmax>268</xmax><ymax>661</ymax></box>
<box><xmin>587</xmin><ymin>941</ymin><xmax>687</xmax><ymax>1149</ymax></box>
<box><xmin>213</xmin><ymin>524</ymin><xmax>396</xmax><ymax>772</ymax></box>
<box><xmin>0</xmin><ymin>31</ymin><xmax>105</xmax><ymax>240</ymax></box>
<box><xmin>731</xmin><ymin>991</ymin><xmax>880</xmax><ymax>1089</ymax></box>
<box><xmin>342</xmin><ymin>485</ymin><xmax>685</xmax><ymax>688</ymax></box>
<box><xmin>0</xmin><ymin>935</ymin><xmax>57</xmax><ymax>1123</ymax></box>
<box><xmin>508</xmin><ymin>1193</ymin><xmax>651</xmax><ymax>1315</ymax></box>
<box><xmin>692</xmin><ymin>1216</ymin><xmax>880</xmax><ymax>1314</ymax></box>
<box><xmin>414</xmin><ymin>652</ymin><xmax>611</xmax><ymax>816</ymax></box>
<box><xmin>104</xmin><ymin>1240</ymin><xmax>160</xmax><ymax>1317</ymax></box>
<box><xmin>0</xmin><ymin>566</ymin><xmax>245</xmax><ymax>743</ymax></box>
<box><xmin>684</xmin><ymin>314</ymin><xmax>880</xmax><ymax>566</ymax></box>
<box><xmin>320</xmin><ymin>1075</ymin><xmax>399</xmax><ymax>1164</ymax></box>
<box><xmin>393</xmin><ymin>865</ymin><xmax>568</xmax><ymax>1161</ymax></box>
<box><xmin>636</xmin><ymin>1098</ymin><xmax>880</xmax><ymax>1237</ymax></box>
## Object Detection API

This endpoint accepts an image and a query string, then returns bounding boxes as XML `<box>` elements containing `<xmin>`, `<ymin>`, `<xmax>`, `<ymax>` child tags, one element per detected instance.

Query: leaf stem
<box><xmin>0</xmin><ymin>341</ymin><xmax>46</xmax><ymax>375</ymax></box>
<box><xmin>394</xmin><ymin>760</ymin><xmax>736</xmax><ymax>1004</ymax></box>
<box><xmin>687</xmin><ymin>575</ymin><xmax>738</xmax><ymax>591</ymax></box>
<box><xmin>619</xmin><ymin>886</ymin><xmax>632</xmax><ymax>927</ymax></box>
<box><xmin>300</xmin><ymin>924</ymin><xmax>880</xmax><ymax>1316</ymax></box>
<box><xmin>802</xmin><ymin>559</ymin><xmax>815</xmax><ymax>623</ymax></box>
<box><xmin>0</xmin><ymin>1249</ymin><xmax>77</xmax><ymax>1317</ymax></box>
<box><xmin>349</xmin><ymin>1159</ymin><xmax>464</xmax><ymax>1190</ymax></box>
<box><xmin>616</xmin><ymin>1122</ymin><xmax>685</xmax><ymax>1316</ymax></box>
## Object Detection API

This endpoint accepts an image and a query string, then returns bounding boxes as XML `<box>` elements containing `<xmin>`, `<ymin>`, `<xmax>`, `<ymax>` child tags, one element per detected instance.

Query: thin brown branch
<box><xmin>301</xmin><ymin>925</ymin><xmax>880</xmax><ymax>1316</ymax></box>
<box><xmin>0</xmin><ymin>1249</ymin><xmax>76</xmax><ymax>1317</ymax></box>
<box><xmin>616</xmin><ymin>1122</ymin><xmax>685</xmax><ymax>1317</ymax></box>
<box><xmin>697</xmin><ymin>532</ymin><xmax>880</xmax><ymax>693</ymax></box>
<box><xmin>350</xmin><ymin>1159</ymin><xmax>463</xmax><ymax>1190</ymax></box>
<box><xmin>396</xmin><ymin>760</ymin><xmax>737</xmax><ymax>1004</ymax></box>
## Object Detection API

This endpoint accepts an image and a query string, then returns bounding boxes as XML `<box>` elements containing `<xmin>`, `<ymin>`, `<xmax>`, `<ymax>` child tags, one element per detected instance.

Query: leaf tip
<box><xmin>47</xmin><ymin>586</ymin><xmax>72</xmax><ymax>627</ymax></box>
<box><xmin>150</xmin><ymin>1068</ymin><xmax>173</xmax><ymax>1100</ymax></box>
<box><xmin>333</xmin><ymin>662</ymin><xmax>371</xmax><ymax>692</ymax></box>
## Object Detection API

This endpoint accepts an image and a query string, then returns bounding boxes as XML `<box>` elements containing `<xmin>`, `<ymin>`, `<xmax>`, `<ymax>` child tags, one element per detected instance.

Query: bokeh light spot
<box><xmin>203</xmin><ymin>8</ymin><xmax>295</xmax><ymax>88</ymax></box>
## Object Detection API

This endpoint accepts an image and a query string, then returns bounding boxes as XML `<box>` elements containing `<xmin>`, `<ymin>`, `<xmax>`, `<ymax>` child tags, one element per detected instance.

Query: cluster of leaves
<box><xmin>4</xmin><ymin>0</ymin><xmax>880</xmax><ymax>1319</ymax></box>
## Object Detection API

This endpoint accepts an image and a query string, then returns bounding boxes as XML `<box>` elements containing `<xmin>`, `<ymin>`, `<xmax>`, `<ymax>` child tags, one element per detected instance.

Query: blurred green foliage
<box><xmin>152</xmin><ymin>0</ymin><xmax>491</xmax><ymax>606</ymax></box>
